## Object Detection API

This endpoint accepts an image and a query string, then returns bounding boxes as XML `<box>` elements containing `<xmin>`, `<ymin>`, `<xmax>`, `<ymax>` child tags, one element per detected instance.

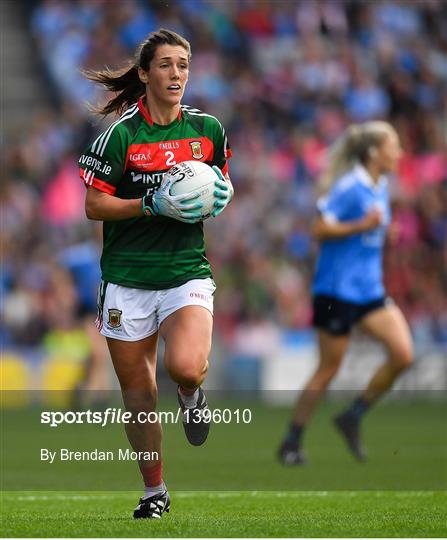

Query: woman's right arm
<box><xmin>85</xmin><ymin>181</ymin><xmax>203</xmax><ymax>223</ymax></box>
<box><xmin>311</xmin><ymin>209</ymin><xmax>382</xmax><ymax>241</ymax></box>
<box><xmin>85</xmin><ymin>187</ymin><xmax>143</xmax><ymax>221</ymax></box>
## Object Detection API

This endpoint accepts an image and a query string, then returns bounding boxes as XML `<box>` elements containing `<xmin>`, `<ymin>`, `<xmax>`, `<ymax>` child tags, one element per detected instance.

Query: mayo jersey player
<box><xmin>79</xmin><ymin>99</ymin><xmax>232</xmax><ymax>290</ymax></box>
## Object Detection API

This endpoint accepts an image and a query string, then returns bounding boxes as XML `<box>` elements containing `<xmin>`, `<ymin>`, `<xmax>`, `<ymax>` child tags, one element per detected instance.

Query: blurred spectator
<box><xmin>2</xmin><ymin>0</ymin><xmax>446</xmax><ymax>365</ymax></box>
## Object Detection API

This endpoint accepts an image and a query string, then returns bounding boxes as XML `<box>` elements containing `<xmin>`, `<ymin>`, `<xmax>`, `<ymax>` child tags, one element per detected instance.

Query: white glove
<box><xmin>142</xmin><ymin>176</ymin><xmax>203</xmax><ymax>224</ymax></box>
<box><xmin>212</xmin><ymin>166</ymin><xmax>233</xmax><ymax>218</ymax></box>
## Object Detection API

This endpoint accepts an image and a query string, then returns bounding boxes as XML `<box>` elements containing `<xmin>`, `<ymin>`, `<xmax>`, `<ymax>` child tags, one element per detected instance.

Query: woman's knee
<box><xmin>166</xmin><ymin>353</ymin><xmax>209</xmax><ymax>388</ymax></box>
<box><xmin>309</xmin><ymin>364</ymin><xmax>339</xmax><ymax>390</ymax></box>
<box><xmin>121</xmin><ymin>381</ymin><xmax>158</xmax><ymax>413</ymax></box>
<box><xmin>389</xmin><ymin>343</ymin><xmax>414</xmax><ymax>371</ymax></box>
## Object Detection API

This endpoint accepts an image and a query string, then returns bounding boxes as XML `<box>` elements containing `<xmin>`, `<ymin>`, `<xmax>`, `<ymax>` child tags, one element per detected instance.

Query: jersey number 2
<box><xmin>165</xmin><ymin>151</ymin><xmax>176</xmax><ymax>166</ymax></box>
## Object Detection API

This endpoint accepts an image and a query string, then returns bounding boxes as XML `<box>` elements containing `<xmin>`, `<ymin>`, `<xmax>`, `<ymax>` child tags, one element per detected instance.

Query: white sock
<box><xmin>143</xmin><ymin>482</ymin><xmax>166</xmax><ymax>499</ymax></box>
<box><xmin>178</xmin><ymin>387</ymin><xmax>199</xmax><ymax>408</ymax></box>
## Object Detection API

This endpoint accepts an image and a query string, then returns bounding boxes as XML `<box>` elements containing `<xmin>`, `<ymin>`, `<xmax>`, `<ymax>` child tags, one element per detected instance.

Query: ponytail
<box><xmin>319</xmin><ymin>121</ymin><xmax>396</xmax><ymax>193</ymax></box>
<box><xmin>83</xmin><ymin>64</ymin><xmax>145</xmax><ymax>116</ymax></box>
<box><xmin>83</xmin><ymin>28</ymin><xmax>191</xmax><ymax>117</ymax></box>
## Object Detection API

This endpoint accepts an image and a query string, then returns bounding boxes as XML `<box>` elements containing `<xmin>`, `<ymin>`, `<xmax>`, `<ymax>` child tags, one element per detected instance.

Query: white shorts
<box><xmin>96</xmin><ymin>278</ymin><xmax>216</xmax><ymax>341</ymax></box>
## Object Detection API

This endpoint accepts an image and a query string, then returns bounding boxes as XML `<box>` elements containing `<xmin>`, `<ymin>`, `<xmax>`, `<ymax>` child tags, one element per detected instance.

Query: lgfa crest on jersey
<box><xmin>108</xmin><ymin>309</ymin><xmax>122</xmax><ymax>328</ymax></box>
<box><xmin>189</xmin><ymin>141</ymin><xmax>203</xmax><ymax>159</ymax></box>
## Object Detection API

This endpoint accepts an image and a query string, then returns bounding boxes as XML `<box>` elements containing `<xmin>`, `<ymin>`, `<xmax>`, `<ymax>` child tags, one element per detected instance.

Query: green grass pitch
<box><xmin>2</xmin><ymin>490</ymin><xmax>446</xmax><ymax>537</ymax></box>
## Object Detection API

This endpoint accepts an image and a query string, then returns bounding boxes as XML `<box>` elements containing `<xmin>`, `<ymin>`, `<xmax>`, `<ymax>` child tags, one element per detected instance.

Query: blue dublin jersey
<box><xmin>312</xmin><ymin>164</ymin><xmax>391</xmax><ymax>304</ymax></box>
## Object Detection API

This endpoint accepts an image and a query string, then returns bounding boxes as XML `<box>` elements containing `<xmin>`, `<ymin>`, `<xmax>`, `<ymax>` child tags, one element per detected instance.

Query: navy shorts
<box><xmin>312</xmin><ymin>295</ymin><xmax>390</xmax><ymax>336</ymax></box>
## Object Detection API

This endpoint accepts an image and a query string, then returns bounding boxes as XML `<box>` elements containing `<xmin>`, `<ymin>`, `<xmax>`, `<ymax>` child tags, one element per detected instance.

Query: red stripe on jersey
<box><xmin>79</xmin><ymin>168</ymin><xmax>116</xmax><ymax>195</ymax></box>
<box><xmin>138</xmin><ymin>97</ymin><xmax>153</xmax><ymax>126</ymax></box>
<box><xmin>125</xmin><ymin>138</ymin><xmax>215</xmax><ymax>171</ymax></box>
<box><xmin>137</xmin><ymin>97</ymin><xmax>182</xmax><ymax>126</ymax></box>
<box><xmin>91</xmin><ymin>178</ymin><xmax>116</xmax><ymax>195</ymax></box>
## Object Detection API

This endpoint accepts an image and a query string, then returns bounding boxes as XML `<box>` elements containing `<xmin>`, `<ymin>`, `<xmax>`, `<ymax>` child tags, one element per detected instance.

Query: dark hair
<box><xmin>83</xmin><ymin>28</ymin><xmax>191</xmax><ymax>116</ymax></box>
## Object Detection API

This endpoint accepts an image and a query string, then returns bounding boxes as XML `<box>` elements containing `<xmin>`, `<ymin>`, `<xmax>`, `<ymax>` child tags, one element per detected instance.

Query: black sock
<box><xmin>345</xmin><ymin>396</ymin><xmax>371</xmax><ymax>421</ymax></box>
<box><xmin>284</xmin><ymin>422</ymin><xmax>304</xmax><ymax>446</ymax></box>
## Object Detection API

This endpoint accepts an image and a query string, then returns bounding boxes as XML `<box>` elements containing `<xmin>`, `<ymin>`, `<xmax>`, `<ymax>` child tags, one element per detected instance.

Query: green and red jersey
<box><xmin>79</xmin><ymin>98</ymin><xmax>232</xmax><ymax>290</ymax></box>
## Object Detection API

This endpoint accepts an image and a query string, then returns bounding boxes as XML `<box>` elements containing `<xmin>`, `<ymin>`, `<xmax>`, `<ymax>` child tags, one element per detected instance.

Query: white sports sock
<box><xmin>143</xmin><ymin>482</ymin><xmax>166</xmax><ymax>499</ymax></box>
<box><xmin>178</xmin><ymin>387</ymin><xmax>199</xmax><ymax>408</ymax></box>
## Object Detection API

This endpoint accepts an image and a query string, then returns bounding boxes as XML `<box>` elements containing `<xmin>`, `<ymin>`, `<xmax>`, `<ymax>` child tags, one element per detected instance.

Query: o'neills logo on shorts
<box><xmin>107</xmin><ymin>309</ymin><xmax>123</xmax><ymax>328</ymax></box>
<box><xmin>190</xmin><ymin>292</ymin><xmax>210</xmax><ymax>302</ymax></box>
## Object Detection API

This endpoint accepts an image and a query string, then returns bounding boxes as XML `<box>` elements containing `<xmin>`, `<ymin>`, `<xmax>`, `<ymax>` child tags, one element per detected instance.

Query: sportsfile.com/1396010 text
<box><xmin>40</xmin><ymin>408</ymin><xmax>253</xmax><ymax>428</ymax></box>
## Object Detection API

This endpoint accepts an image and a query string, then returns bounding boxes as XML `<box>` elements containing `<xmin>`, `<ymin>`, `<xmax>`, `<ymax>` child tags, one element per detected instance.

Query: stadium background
<box><xmin>2</xmin><ymin>0</ymin><xmax>446</xmax><ymax>395</ymax></box>
<box><xmin>1</xmin><ymin>1</ymin><xmax>446</xmax><ymax>537</ymax></box>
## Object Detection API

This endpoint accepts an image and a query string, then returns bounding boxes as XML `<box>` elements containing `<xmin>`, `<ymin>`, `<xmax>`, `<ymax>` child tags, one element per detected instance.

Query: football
<box><xmin>167</xmin><ymin>160</ymin><xmax>218</xmax><ymax>220</ymax></box>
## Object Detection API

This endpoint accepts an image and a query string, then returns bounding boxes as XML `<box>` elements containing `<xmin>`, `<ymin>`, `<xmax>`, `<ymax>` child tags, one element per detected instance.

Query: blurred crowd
<box><xmin>2</xmin><ymin>0</ymin><xmax>447</xmax><ymax>365</ymax></box>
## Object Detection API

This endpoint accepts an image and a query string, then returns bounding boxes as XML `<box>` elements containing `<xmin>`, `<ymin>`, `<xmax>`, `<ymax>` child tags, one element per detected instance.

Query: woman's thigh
<box><xmin>358</xmin><ymin>304</ymin><xmax>413</xmax><ymax>367</ymax></box>
<box><xmin>317</xmin><ymin>329</ymin><xmax>350</xmax><ymax>373</ymax></box>
<box><xmin>159</xmin><ymin>306</ymin><xmax>213</xmax><ymax>376</ymax></box>
<box><xmin>106</xmin><ymin>333</ymin><xmax>159</xmax><ymax>391</ymax></box>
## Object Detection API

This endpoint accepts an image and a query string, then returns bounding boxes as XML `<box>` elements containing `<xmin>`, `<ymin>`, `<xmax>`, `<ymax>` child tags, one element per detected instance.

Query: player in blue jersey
<box><xmin>279</xmin><ymin>121</ymin><xmax>413</xmax><ymax>464</ymax></box>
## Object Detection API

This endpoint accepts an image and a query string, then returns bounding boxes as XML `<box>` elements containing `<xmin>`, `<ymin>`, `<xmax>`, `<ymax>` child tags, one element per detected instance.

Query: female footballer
<box><xmin>278</xmin><ymin>121</ymin><xmax>413</xmax><ymax>465</ymax></box>
<box><xmin>79</xmin><ymin>29</ymin><xmax>233</xmax><ymax>518</ymax></box>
